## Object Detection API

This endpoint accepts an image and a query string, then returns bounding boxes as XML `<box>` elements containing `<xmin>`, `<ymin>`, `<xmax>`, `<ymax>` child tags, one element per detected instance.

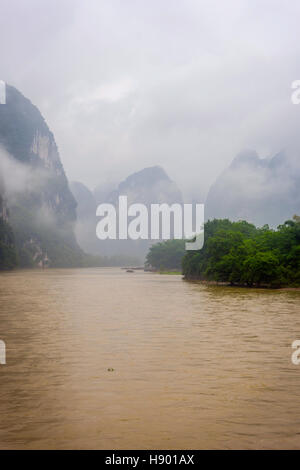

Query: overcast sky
<box><xmin>1</xmin><ymin>0</ymin><xmax>300</xmax><ymax>200</ymax></box>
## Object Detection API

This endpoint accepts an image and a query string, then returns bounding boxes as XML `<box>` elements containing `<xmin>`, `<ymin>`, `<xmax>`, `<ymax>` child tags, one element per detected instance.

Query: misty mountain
<box><xmin>71</xmin><ymin>166</ymin><xmax>183</xmax><ymax>262</ymax></box>
<box><xmin>69</xmin><ymin>181</ymin><xmax>99</xmax><ymax>255</ymax></box>
<box><xmin>70</xmin><ymin>181</ymin><xmax>97</xmax><ymax>219</ymax></box>
<box><xmin>0</xmin><ymin>85</ymin><xmax>86</xmax><ymax>267</ymax></box>
<box><xmin>0</xmin><ymin>190</ymin><xmax>17</xmax><ymax>269</ymax></box>
<box><xmin>106</xmin><ymin>166</ymin><xmax>183</xmax><ymax>206</ymax></box>
<box><xmin>205</xmin><ymin>150</ymin><xmax>300</xmax><ymax>227</ymax></box>
<box><xmin>94</xmin><ymin>181</ymin><xmax>116</xmax><ymax>206</ymax></box>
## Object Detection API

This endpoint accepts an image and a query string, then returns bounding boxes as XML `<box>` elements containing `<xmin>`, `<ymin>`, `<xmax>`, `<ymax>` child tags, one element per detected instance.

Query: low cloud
<box><xmin>0</xmin><ymin>147</ymin><xmax>49</xmax><ymax>199</ymax></box>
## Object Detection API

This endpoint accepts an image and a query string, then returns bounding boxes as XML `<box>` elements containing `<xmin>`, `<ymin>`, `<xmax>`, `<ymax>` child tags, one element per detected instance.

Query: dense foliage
<box><xmin>145</xmin><ymin>239</ymin><xmax>186</xmax><ymax>271</ymax></box>
<box><xmin>182</xmin><ymin>216</ymin><xmax>300</xmax><ymax>287</ymax></box>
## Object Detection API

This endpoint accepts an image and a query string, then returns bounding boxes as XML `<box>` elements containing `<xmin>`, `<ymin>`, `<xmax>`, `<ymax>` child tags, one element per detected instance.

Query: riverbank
<box><xmin>183</xmin><ymin>277</ymin><xmax>300</xmax><ymax>290</ymax></box>
<box><xmin>159</xmin><ymin>270</ymin><xmax>182</xmax><ymax>275</ymax></box>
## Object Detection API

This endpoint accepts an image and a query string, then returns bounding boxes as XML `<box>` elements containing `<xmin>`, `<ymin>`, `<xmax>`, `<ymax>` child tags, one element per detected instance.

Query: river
<box><xmin>0</xmin><ymin>268</ymin><xmax>299</xmax><ymax>449</ymax></box>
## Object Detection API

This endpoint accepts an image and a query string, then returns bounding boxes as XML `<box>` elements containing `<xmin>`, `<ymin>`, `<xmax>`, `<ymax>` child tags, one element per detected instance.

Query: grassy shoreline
<box><xmin>183</xmin><ymin>277</ymin><xmax>300</xmax><ymax>290</ymax></box>
<box><xmin>159</xmin><ymin>270</ymin><xmax>182</xmax><ymax>275</ymax></box>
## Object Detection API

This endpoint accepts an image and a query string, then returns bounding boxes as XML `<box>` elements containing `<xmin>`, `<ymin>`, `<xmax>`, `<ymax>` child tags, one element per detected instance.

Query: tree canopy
<box><xmin>182</xmin><ymin>216</ymin><xmax>300</xmax><ymax>287</ymax></box>
<box><xmin>145</xmin><ymin>239</ymin><xmax>186</xmax><ymax>271</ymax></box>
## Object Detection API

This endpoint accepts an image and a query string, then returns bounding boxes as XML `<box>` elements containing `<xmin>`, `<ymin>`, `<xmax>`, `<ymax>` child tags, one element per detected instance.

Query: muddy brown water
<box><xmin>0</xmin><ymin>268</ymin><xmax>299</xmax><ymax>449</ymax></box>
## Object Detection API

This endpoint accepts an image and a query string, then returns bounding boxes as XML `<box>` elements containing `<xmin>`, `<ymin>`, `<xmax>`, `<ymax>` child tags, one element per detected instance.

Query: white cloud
<box><xmin>1</xmin><ymin>0</ymin><xmax>300</xmax><ymax>201</ymax></box>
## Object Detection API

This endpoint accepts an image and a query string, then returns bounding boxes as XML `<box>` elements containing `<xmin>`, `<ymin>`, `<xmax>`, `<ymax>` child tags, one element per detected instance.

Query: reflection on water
<box><xmin>0</xmin><ymin>268</ymin><xmax>300</xmax><ymax>449</ymax></box>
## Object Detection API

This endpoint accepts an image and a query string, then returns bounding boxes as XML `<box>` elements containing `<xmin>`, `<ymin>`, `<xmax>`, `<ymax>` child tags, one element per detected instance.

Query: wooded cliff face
<box><xmin>0</xmin><ymin>85</ymin><xmax>85</xmax><ymax>268</ymax></box>
<box><xmin>0</xmin><ymin>163</ymin><xmax>17</xmax><ymax>269</ymax></box>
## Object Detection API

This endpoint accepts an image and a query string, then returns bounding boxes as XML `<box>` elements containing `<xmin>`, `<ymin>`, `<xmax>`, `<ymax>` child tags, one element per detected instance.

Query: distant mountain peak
<box><xmin>72</xmin><ymin>166</ymin><xmax>183</xmax><ymax>260</ymax></box>
<box><xmin>206</xmin><ymin>149</ymin><xmax>300</xmax><ymax>227</ymax></box>
<box><xmin>230</xmin><ymin>150</ymin><xmax>261</xmax><ymax>169</ymax></box>
<box><xmin>118</xmin><ymin>166</ymin><xmax>170</xmax><ymax>191</ymax></box>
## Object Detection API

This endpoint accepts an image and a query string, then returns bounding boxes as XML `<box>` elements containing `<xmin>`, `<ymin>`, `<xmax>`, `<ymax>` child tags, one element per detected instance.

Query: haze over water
<box><xmin>0</xmin><ymin>268</ymin><xmax>299</xmax><ymax>449</ymax></box>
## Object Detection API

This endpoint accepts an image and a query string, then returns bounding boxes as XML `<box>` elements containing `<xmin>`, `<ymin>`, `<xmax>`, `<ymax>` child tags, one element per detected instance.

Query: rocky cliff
<box><xmin>0</xmin><ymin>84</ymin><xmax>85</xmax><ymax>267</ymax></box>
<box><xmin>0</xmin><ymin>190</ymin><xmax>17</xmax><ymax>269</ymax></box>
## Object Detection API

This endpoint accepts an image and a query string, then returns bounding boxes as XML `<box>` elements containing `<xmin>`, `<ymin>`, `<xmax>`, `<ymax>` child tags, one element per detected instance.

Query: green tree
<box><xmin>182</xmin><ymin>216</ymin><xmax>300</xmax><ymax>287</ymax></box>
<box><xmin>146</xmin><ymin>239</ymin><xmax>186</xmax><ymax>271</ymax></box>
